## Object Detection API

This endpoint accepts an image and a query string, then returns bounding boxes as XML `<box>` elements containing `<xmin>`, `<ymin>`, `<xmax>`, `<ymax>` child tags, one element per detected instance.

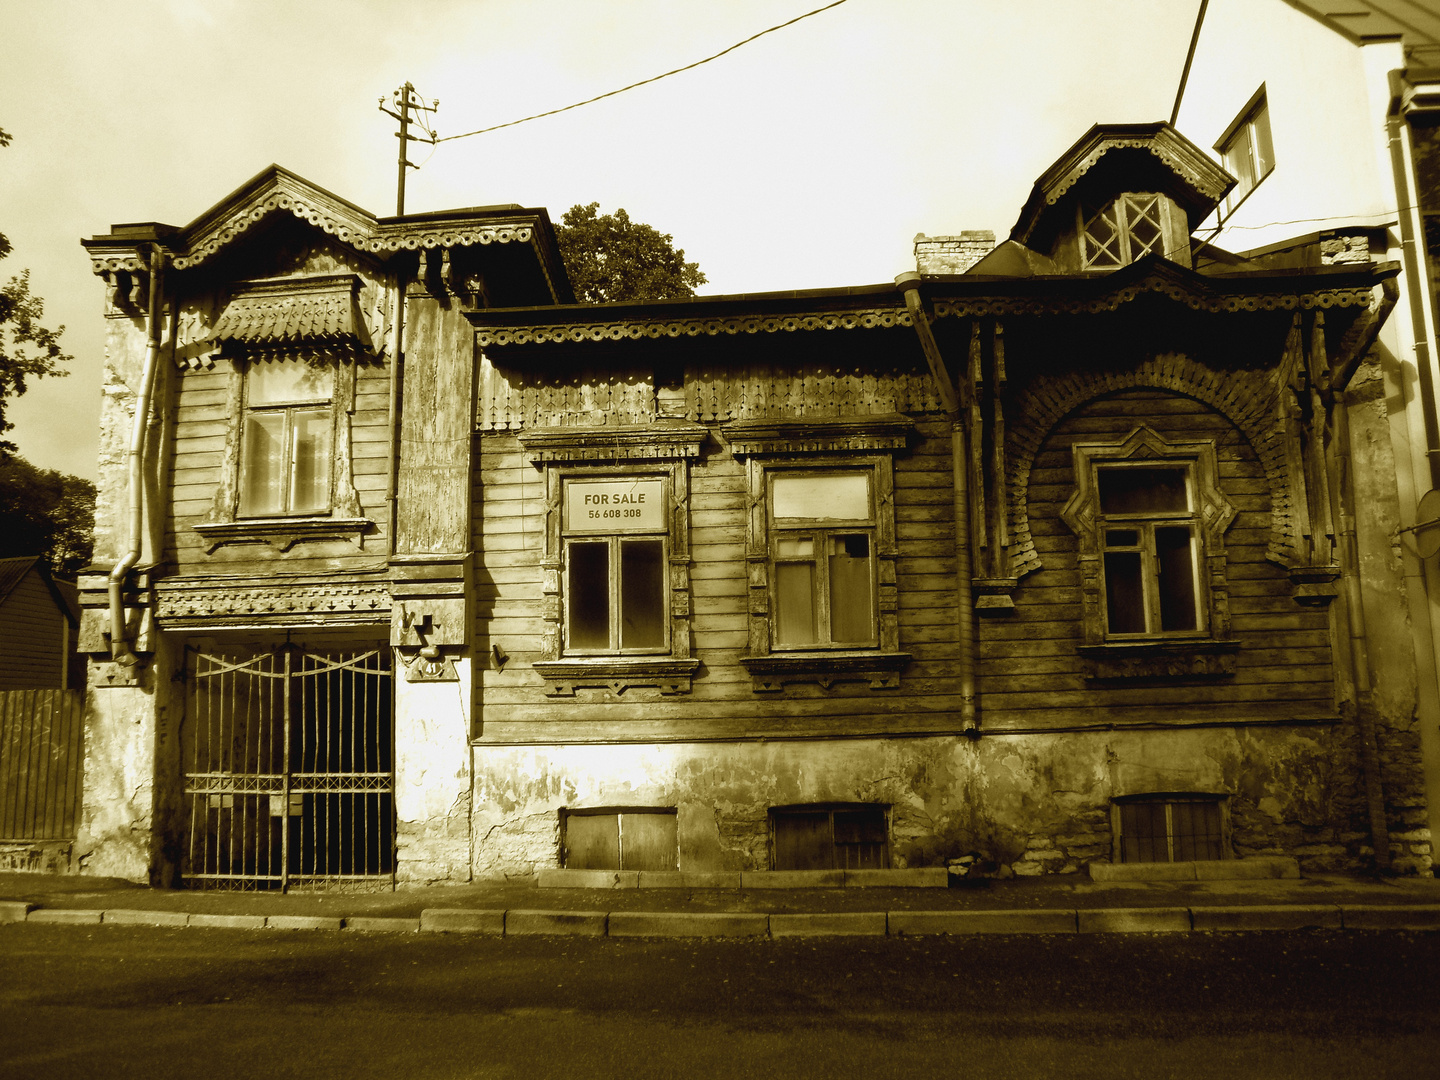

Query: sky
<box><xmin>0</xmin><ymin>0</ymin><xmax>1200</xmax><ymax>480</ymax></box>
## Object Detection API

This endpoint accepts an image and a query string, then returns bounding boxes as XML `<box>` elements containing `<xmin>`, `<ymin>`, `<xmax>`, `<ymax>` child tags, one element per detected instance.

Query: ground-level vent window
<box><xmin>562</xmin><ymin>808</ymin><xmax>677</xmax><ymax>872</ymax></box>
<box><xmin>182</xmin><ymin>646</ymin><xmax>394</xmax><ymax>891</ymax></box>
<box><xmin>771</xmin><ymin>804</ymin><xmax>889</xmax><ymax>871</ymax></box>
<box><xmin>1116</xmin><ymin>796</ymin><xmax>1224</xmax><ymax>863</ymax></box>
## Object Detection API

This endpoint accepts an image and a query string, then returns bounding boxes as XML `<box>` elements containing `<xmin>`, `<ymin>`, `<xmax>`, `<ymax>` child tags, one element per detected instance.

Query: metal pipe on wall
<box><xmin>897</xmin><ymin>273</ymin><xmax>976</xmax><ymax>732</ymax></box>
<box><xmin>108</xmin><ymin>245</ymin><xmax>165</xmax><ymax>666</ymax></box>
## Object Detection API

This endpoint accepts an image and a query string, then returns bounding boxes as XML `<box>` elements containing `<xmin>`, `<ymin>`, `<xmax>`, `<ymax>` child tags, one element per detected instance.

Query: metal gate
<box><xmin>183</xmin><ymin>646</ymin><xmax>394</xmax><ymax>890</ymax></box>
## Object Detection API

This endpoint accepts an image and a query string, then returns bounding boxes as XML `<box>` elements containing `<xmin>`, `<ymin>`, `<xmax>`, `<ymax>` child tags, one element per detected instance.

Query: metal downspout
<box><xmin>1334</xmin><ymin>391</ymin><xmax>1393</xmax><ymax>871</ymax></box>
<box><xmin>108</xmin><ymin>245</ymin><xmax>164</xmax><ymax>666</ymax></box>
<box><xmin>897</xmin><ymin>273</ymin><xmax>976</xmax><ymax>732</ymax></box>
<box><xmin>386</xmin><ymin>270</ymin><xmax>406</xmax><ymax>556</ymax></box>
<box><xmin>1386</xmin><ymin>111</ymin><xmax>1440</xmax><ymax>490</ymax></box>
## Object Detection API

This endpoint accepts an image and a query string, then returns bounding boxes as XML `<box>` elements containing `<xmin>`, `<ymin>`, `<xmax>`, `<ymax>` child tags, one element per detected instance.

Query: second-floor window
<box><xmin>239</xmin><ymin>359</ymin><xmax>334</xmax><ymax>517</ymax></box>
<box><xmin>1078</xmin><ymin>193</ymin><xmax>1167</xmax><ymax>270</ymax></box>
<box><xmin>1219</xmin><ymin>91</ymin><xmax>1274</xmax><ymax>215</ymax></box>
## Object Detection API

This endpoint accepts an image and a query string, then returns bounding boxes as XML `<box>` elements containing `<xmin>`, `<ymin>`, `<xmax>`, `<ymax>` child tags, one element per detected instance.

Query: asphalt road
<box><xmin>1</xmin><ymin>926</ymin><xmax>1435</xmax><ymax>1079</ymax></box>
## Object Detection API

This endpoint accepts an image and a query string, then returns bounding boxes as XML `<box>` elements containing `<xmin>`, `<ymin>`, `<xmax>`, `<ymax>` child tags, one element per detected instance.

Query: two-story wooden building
<box><xmin>73</xmin><ymin>123</ymin><xmax>1429</xmax><ymax>888</ymax></box>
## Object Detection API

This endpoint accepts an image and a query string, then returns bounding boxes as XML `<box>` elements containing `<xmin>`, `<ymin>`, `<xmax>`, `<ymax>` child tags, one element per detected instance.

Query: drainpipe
<box><xmin>386</xmin><ymin>268</ymin><xmax>406</xmax><ymax>555</ymax></box>
<box><xmin>1386</xmin><ymin>107</ymin><xmax>1440</xmax><ymax>491</ymax></box>
<box><xmin>109</xmin><ymin>245</ymin><xmax>164</xmax><ymax>666</ymax></box>
<box><xmin>1333</xmin><ymin>390</ymin><xmax>1393</xmax><ymax>871</ymax></box>
<box><xmin>897</xmin><ymin>272</ymin><xmax>976</xmax><ymax>732</ymax></box>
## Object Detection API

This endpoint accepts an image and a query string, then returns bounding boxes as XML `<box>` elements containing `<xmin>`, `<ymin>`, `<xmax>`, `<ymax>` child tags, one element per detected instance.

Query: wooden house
<box><xmin>0</xmin><ymin>557</ymin><xmax>79</xmax><ymax>691</ymax></box>
<box><xmin>72</xmin><ymin>124</ymin><xmax>1429</xmax><ymax>887</ymax></box>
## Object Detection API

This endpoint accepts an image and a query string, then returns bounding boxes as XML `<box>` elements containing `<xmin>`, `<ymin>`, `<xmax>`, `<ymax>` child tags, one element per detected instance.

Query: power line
<box><xmin>435</xmin><ymin>0</ymin><xmax>849</xmax><ymax>143</ymax></box>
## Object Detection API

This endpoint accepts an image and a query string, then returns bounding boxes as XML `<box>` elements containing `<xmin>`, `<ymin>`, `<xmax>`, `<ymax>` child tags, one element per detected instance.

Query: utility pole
<box><xmin>379</xmin><ymin>83</ymin><xmax>438</xmax><ymax>215</ymax></box>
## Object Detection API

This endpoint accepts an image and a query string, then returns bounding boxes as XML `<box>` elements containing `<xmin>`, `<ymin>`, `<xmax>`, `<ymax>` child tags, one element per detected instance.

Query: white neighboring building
<box><xmin>1175</xmin><ymin>0</ymin><xmax>1440</xmax><ymax>866</ymax></box>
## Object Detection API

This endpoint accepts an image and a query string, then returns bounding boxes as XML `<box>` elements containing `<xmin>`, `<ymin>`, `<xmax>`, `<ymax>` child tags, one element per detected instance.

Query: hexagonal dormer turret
<box><xmin>1008</xmin><ymin>123</ymin><xmax>1235</xmax><ymax>273</ymax></box>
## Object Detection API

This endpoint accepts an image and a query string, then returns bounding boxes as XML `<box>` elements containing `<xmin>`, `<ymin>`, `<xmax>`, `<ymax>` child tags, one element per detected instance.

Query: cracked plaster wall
<box><xmin>394</xmin><ymin>657</ymin><xmax>473</xmax><ymax>883</ymax></box>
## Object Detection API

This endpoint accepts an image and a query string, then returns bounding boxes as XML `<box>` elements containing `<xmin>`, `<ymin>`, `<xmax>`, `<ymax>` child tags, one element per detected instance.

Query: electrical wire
<box><xmin>435</xmin><ymin>0</ymin><xmax>849</xmax><ymax>143</ymax></box>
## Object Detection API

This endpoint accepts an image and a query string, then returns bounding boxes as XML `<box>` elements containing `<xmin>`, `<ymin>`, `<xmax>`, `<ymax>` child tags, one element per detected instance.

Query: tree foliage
<box><xmin>555</xmin><ymin>203</ymin><xmax>707</xmax><ymax>304</ymax></box>
<box><xmin>0</xmin><ymin>126</ymin><xmax>73</xmax><ymax>452</ymax></box>
<box><xmin>0</xmin><ymin>454</ymin><xmax>95</xmax><ymax>579</ymax></box>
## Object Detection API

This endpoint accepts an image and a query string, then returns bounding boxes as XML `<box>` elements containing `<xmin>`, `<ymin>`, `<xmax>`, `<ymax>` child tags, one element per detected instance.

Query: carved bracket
<box><xmin>972</xmin><ymin>577</ymin><xmax>1018</xmax><ymax>615</ymax></box>
<box><xmin>1288</xmin><ymin>564</ymin><xmax>1342</xmax><ymax>607</ymax></box>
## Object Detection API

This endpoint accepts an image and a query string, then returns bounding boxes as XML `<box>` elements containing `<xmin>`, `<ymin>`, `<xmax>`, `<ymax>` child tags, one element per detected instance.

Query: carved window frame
<box><xmin>196</xmin><ymin>345</ymin><xmax>369</xmax><ymax>553</ymax></box>
<box><xmin>1061</xmin><ymin>426</ymin><xmax>1239</xmax><ymax>680</ymax></box>
<box><xmin>518</xmin><ymin>425</ymin><xmax>705</xmax><ymax>697</ymax></box>
<box><xmin>722</xmin><ymin>416</ymin><xmax>913</xmax><ymax>693</ymax></box>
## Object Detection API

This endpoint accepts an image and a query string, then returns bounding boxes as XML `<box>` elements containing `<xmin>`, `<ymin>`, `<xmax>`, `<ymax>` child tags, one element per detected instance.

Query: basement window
<box><xmin>1114</xmin><ymin>795</ymin><xmax>1225</xmax><ymax>863</ymax></box>
<box><xmin>561</xmin><ymin>808</ymin><xmax>677</xmax><ymax>872</ymax></box>
<box><xmin>771</xmin><ymin>804</ymin><xmax>889</xmax><ymax>871</ymax></box>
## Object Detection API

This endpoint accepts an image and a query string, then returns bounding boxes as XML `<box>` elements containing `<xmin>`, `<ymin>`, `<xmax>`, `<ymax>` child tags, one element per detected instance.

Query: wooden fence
<box><xmin>0</xmin><ymin>689</ymin><xmax>84</xmax><ymax>840</ymax></box>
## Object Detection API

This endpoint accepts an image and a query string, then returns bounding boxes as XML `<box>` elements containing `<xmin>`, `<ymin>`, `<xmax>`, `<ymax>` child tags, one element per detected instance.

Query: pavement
<box><xmin>3</xmin><ymin>867</ymin><xmax>1439</xmax><ymax>937</ymax></box>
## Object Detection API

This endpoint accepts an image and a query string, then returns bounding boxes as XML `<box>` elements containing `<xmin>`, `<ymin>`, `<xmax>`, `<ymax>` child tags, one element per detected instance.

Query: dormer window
<box><xmin>1078</xmin><ymin>194</ymin><xmax>1167</xmax><ymax>270</ymax></box>
<box><xmin>1218</xmin><ymin>90</ymin><xmax>1274</xmax><ymax>216</ymax></box>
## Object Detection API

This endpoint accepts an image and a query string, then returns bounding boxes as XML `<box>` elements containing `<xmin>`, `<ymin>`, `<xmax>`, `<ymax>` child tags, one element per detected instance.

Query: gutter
<box><xmin>109</xmin><ymin>245</ymin><xmax>164</xmax><ymax>666</ymax></box>
<box><xmin>896</xmin><ymin>272</ymin><xmax>976</xmax><ymax>733</ymax></box>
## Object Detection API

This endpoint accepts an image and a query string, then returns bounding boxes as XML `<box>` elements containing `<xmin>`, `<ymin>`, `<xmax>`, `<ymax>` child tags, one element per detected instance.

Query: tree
<box><xmin>0</xmin><ymin>126</ymin><xmax>73</xmax><ymax>453</ymax></box>
<box><xmin>555</xmin><ymin>203</ymin><xmax>707</xmax><ymax>304</ymax></box>
<box><xmin>0</xmin><ymin>454</ymin><xmax>95</xmax><ymax>578</ymax></box>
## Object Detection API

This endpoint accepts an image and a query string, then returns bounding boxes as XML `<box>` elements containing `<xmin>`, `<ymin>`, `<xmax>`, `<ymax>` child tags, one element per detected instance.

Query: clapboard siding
<box><xmin>981</xmin><ymin>389</ymin><xmax>1333</xmax><ymax>728</ymax></box>
<box><xmin>475</xmin><ymin>419</ymin><xmax>968</xmax><ymax>742</ymax></box>
<box><xmin>164</xmin><ymin>361</ymin><xmax>393</xmax><ymax>572</ymax></box>
<box><xmin>0</xmin><ymin>573</ymin><xmax>68</xmax><ymax>690</ymax></box>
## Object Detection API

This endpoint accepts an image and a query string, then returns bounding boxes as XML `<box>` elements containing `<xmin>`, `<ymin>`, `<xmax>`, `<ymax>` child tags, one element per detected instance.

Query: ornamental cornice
<box><xmin>154</xmin><ymin>574</ymin><xmax>390</xmax><ymax>626</ymax></box>
<box><xmin>474</xmin><ymin>307</ymin><xmax>913</xmax><ymax>347</ymax></box>
<box><xmin>721</xmin><ymin>414</ymin><xmax>915</xmax><ymax>456</ymax></box>
<box><xmin>517</xmin><ymin>423</ymin><xmax>709</xmax><ymax>463</ymax></box>
<box><xmin>931</xmin><ymin>282</ymin><xmax>1374</xmax><ymax>319</ymax></box>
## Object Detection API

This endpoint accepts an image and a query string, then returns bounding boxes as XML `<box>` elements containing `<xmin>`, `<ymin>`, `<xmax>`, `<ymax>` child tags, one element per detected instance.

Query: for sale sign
<box><xmin>564</xmin><ymin>478</ymin><xmax>665</xmax><ymax>533</ymax></box>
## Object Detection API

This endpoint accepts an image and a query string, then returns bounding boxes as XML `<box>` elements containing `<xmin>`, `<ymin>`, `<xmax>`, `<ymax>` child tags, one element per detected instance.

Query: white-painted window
<box><xmin>1219</xmin><ymin>91</ymin><xmax>1274</xmax><ymax>216</ymax></box>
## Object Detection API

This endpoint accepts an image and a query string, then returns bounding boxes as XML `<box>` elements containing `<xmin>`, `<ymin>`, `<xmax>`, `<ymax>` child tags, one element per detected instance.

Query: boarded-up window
<box><xmin>772</xmin><ymin>804</ymin><xmax>889</xmax><ymax>870</ymax></box>
<box><xmin>1116</xmin><ymin>796</ymin><xmax>1224</xmax><ymax>863</ymax></box>
<box><xmin>562</xmin><ymin>808</ymin><xmax>677</xmax><ymax>871</ymax></box>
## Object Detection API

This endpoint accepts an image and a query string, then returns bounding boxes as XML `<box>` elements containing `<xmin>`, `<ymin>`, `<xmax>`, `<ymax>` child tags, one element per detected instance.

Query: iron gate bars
<box><xmin>183</xmin><ymin>646</ymin><xmax>394</xmax><ymax>890</ymax></box>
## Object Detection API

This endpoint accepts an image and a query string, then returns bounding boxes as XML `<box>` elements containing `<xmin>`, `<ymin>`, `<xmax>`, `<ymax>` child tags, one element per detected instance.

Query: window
<box><xmin>1078</xmin><ymin>193</ymin><xmax>1168</xmax><ymax>270</ymax></box>
<box><xmin>519</xmin><ymin>424</ymin><xmax>705</xmax><ymax>696</ymax></box>
<box><xmin>770</xmin><ymin>472</ymin><xmax>877</xmax><ymax>648</ymax></box>
<box><xmin>772</xmin><ymin>805</ymin><xmax>889</xmax><ymax>870</ymax></box>
<box><xmin>563</xmin><ymin>477</ymin><xmax>668</xmax><ymax>655</ymax></box>
<box><xmin>1218</xmin><ymin>91</ymin><xmax>1274</xmax><ymax>215</ymax></box>
<box><xmin>1095</xmin><ymin>465</ymin><xmax>1202</xmax><ymax>636</ymax></box>
<box><xmin>1115</xmin><ymin>795</ymin><xmax>1225</xmax><ymax>863</ymax></box>
<box><xmin>239</xmin><ymin>358</ymin><xmax>334</xmax><ymax>517</ymax></box>
<box><xmin>562</xmin><ymin>808</ymin><xmax>677</xmax><ymax>871</ymax></box>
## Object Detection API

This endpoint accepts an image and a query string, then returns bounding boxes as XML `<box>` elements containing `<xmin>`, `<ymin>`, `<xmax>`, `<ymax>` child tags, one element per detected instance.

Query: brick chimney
<box><xmin>913</xmin><ymin>231</ymin><xmax>996</xmax><ymax>274</ymax></box>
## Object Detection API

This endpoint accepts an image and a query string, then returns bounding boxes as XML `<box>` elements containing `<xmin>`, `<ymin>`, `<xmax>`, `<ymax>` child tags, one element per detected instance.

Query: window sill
<box><xmin>739</xmin><ymin>651</ymin><xmax>911</xmax><ymax>692</ymax></box>
<box><xmin>533</xmin><ymin>658</ymin><xmax>699</xmax><ymax>697</ymax></box>
<box><xmin>1078</xmin><ymin>639</ymin><xmax>1238</xmax><ymax>681</ymax></box>
<box><xmin>193</xmin><ymin>516</ymin><xmax>373</xmax><ymax>554</ymax></box>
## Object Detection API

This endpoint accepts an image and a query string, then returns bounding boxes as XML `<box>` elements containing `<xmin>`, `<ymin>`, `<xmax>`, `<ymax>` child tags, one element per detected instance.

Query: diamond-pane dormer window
<box><xmin>1078</xmin><ymin>194</ymin><xmax>1168</xmax><ymax>270</ymax></box>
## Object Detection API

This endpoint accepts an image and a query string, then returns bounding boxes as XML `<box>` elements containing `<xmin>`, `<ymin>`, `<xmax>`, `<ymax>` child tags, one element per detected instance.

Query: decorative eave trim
<box><xmin>721</xmin><ymin>414</ymin><xmax>915</xmax><ymax>456</ymax></box>
<box><xmin>517</xmin><ymin>423</ymin><xmax>708</xmax><ymax>463</ymax></box>
<box><xmin>932</xmin><ymin>278</ymin><xmax>1377</xmax><ymax>319</ymax></box>
<box><xmin>474</xmin><ymin>306</ymin><xmax>913</xmax><ymax>347</ymax></box>
<box><xmin>153</xmin><ymin>570</ymin><xmax>390</xmax><ymax>627</ymax></box>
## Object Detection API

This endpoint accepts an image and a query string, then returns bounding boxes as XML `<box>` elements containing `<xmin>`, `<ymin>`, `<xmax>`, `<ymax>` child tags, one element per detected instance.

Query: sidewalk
<box><xmin>3</xmin><ymin>869</ymin><xmax>1438</xmax><ymax>936</ymax></box>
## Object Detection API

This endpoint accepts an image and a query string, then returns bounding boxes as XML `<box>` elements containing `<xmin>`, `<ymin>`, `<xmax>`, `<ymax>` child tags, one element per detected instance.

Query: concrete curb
<box><xmin>6</xmin><ymin>902</ymin><xmax>1440</xmax><ymax>937</ymax></box>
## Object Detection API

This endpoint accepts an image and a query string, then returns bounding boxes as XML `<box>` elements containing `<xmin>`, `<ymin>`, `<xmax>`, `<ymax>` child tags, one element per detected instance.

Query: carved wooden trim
<box><xmin>1078</xmin><ymin>639</ymin><xmax>1240</xmax><ymax>681</ymax></box>
<box><xmin>192</xmin><ymin>517</ymin><xmax>373</xmax><ymax>554</ymax></box>
<box><xmin>1005</xmin><ymin>354</ymin><xmax>1291</xmax><ymax>580</ymax></box>
<box><xmin>1060</xmin><ymin>426</ymin><xmax>1236</xmax><ymax>648</ymax></box>
<box><xmin>517</xmin><ymin>423</ymin><xmax>707</xmax><ymax>463</ymax></box>
<box><xmin>474</xmin><ymin>307</ymin><xmax>912</xmax><ymax>347</ymax></box>
<box><xmin>721</xmin><ymin>414</ymin><xmax>914</xmax><ymax>457</ymax></box>
<box><xmin>738</xmin><ymin>651</ymin><xmax>912</xmax><ymax>692</ymax></box>
<box><xmin>532</xmin><ymin>658</ymin><xmax>700</xmax><ymax>697</ymax></box>
<box><xmin>153</xmin><ymin>572</ymin><xmax>389</xmax><ymax>627</ymax></box>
